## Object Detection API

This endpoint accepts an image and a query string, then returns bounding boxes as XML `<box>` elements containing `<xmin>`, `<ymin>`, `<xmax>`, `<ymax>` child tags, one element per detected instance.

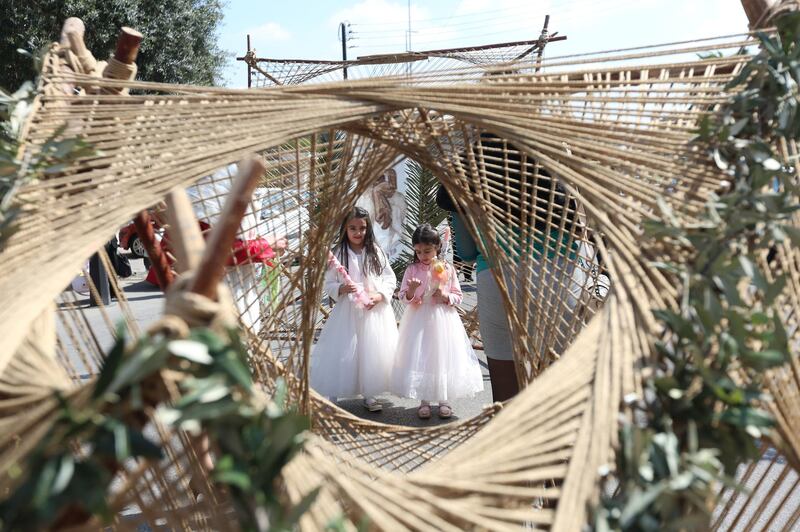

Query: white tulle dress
<box><xmin>392</xmin><ymin>261</ymin><xmax>484</xmax><ymax>402</ymax></box>
<box><xmin>311</xmin><ymin>245</ymin><xmax>398</xmax><ymax>399</ymax></box>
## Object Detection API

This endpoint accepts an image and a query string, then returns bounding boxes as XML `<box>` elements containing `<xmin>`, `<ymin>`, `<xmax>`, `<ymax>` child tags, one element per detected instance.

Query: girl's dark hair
<box><xmin>411</xmin><ymin>224</ymin><xmax>441</xmax><ymax>263</ymax></box>
<box><xmin>334</xmin><ymin>206</ymin><xmax>385</xmax><ymax>276</ymax></box>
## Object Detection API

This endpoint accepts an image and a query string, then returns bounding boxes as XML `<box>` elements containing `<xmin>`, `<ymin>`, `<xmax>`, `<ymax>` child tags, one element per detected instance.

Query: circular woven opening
<box><xmin>180</xmin><ymin>122</ymin><xmax>608</xmax><ymax>451</ymax></box>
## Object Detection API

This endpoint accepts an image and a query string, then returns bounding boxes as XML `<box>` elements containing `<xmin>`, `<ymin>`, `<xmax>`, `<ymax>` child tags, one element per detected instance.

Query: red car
<box><xmin>118</xmin><ymin>216</ymin><xmax>162</xmax><ymax>259</ymax></box>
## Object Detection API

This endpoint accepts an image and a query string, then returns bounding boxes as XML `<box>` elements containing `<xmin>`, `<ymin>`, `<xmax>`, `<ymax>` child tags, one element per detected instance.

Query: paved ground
<box><xmin>57</xmin><ymin>258</ymin><xmax>165</xmax><ymax>377</ymax></box>
<box><xmin>334</xmin><ymin>352</ymin><xmax>492</xmax><ymax>427</ymax></box>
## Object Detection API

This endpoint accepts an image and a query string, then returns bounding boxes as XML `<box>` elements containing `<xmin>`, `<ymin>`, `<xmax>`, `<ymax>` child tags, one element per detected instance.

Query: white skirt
<box><xmin>311</xmin><ymin>296</ymin><xmax>397</xmax><ymax>398</ymax></box>
<box><xmin>392</xmin><ymin>300</ymin><xmax>484</xmax><ymax>402</ymax></box>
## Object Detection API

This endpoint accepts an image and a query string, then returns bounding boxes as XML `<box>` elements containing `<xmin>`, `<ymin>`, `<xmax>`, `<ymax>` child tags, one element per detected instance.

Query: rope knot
<box><xmin>147</xmin><ymin>274</ymin><xmax>236</xmax><ymax>337</ymax></box>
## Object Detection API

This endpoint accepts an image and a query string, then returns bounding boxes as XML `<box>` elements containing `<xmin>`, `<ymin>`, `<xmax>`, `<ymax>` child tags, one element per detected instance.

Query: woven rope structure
<box><xmin>241</xmin><ymin>37</ymin><xmax>565</xmax><ymax>86</ymax></box>
<box><xmin>2</xmin><ymin>13</ymin><xmax>800</xmax><ymax>530</ymax></box>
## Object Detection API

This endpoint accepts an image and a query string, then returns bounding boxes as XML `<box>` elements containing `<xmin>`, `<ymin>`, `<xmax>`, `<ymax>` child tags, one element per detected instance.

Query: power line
<box><xmin>350</xmin><ymin>0</ymin><xmax>536</xmax><ymax>26</ymax></box>
<box><xmin>349</xmin><ymin>0</ymin><xmax>601</xmax><ymax>28</ymax></box>
<box><xmin>350</xmin><ymin>0</ymin><xmax>632</xmax><ymax>51</ymax></box>
<box><xmin>351</xmin><ymin>19</ymin><xmax>535</xmax><ymax>44</ymax></box>
<box><xmin>352</xmin><ymin>14</ymin><xmax>538</xmax><ymax>35</ymax></box>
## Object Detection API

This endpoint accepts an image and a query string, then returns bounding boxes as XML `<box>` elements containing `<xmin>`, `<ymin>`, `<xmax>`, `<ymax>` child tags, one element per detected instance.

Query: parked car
<box><xmin>255</xmin><ymin>188</ymin><xmax>310</xmax><ymax>253</ymax></box>
<box><xmin>118</xmin><ymin>216</ymin><xmax>163</xmax><ymax>259</ymax></box>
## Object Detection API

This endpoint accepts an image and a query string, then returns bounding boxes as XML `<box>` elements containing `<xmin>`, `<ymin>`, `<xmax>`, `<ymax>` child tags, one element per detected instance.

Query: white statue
<box><xmin>357</xmin><ymin>166</ymin><xmax>407</xmax><ymax>262</ymax></box>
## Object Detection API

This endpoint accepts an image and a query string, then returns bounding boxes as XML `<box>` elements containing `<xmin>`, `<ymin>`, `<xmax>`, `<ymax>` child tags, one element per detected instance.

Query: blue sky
<box><xmin>217</xmin><ymin>0</ymin><xmax>749</xmax><ymax>87</ymax></box>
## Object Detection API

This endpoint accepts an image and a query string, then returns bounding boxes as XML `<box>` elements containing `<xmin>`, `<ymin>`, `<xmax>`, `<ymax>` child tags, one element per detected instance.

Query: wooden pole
<box><xmin>57</xmin><ymin>18</ymin><xmax>85</xmax><ymax>95</ymax></box>
<box><xmin>340</xmin><ymin>22</ymin><xmax>349</xmax><ymax>80</ymax></box>
<box><xmin>99</xmin><ymin>27</ymin><xmax>174</xmax><ymax>292</ymax></box>
<box><xmin>246</xmin><ymin>34</ymin><xmax>252</xmax><ymax>88</ymax></box>
<box><xmin>113</xmin><ymin>27</ymin><xmax>143</xmax><ymax>64</ymax></box>
<box><xmin>86</xmin><ymin>25</ymin><xmax>146</xmax><ymax>307</ymax></box>
<box><xmin>165</xmin><ymin>189</ymin><xmax>206</xmax><ymax>273</ymax></box>
<box><xmin>133</xmin><ymin>211</ymin><xmax>173</xmax><ymax>290</ymax></box>
<box><xmin>66</xmin><ymin>30</ymin><xmax>97</xmax><ymax>73</ymax></box>
<box><xmin>741</xmin><ymin>0</ymin><xmax>780</xmax><ymax>28</ymax></box>
<box><xmin>535</xmin><ymin>14</ymin><xmax>550</xmax><ymax>73</ymax></box>
<box><xmin>59</xmin><ymin>17</ymin><xmax>84</xmax><ymax>46</ymax></box>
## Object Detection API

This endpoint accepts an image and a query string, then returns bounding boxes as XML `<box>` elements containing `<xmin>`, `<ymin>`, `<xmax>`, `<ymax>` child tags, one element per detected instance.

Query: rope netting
<box><xmin>1</xmin><ymin>20</ymin><xmax>799</xmax><ymax>530</ymax></box>
<box><xmin>241</xmin><ymin>36</ymin><xmax>565</xmax><ymax>87</ymax></box>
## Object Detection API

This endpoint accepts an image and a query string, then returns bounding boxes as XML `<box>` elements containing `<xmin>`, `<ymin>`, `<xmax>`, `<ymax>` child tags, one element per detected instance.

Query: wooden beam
<box><xmin>165</xmin><ymin>189</ymin><xmax>206</xmax><ymax>273</ymax></box>
<box><xmin>114</xmin><ymin>27</ymin><xmax>143</xmax><ymax>64</ymax></box>
<box><xmin>741</xmin><ymin>0</ymin><xmax>780</xmax><ymax>28</ymax></box>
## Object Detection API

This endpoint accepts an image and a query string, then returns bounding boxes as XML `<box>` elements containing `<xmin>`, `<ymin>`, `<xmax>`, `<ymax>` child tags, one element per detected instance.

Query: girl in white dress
<box><xmin>392</xmin><ymin>224</ymin><xmax>484</xmax><ymax>419</ymax></box>
<box><xmin>311</xmin><ymin>207</ymin><xmax>398</xmax><ymax>412</ymax></box>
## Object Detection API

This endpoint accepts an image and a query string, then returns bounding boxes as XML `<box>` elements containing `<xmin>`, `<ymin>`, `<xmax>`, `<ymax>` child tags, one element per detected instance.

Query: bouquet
<box><xmin>327</xmin><ymin>250</ymin><xmax>371</xmax><ymax>308</ymax></box>
<box><xmin>431</xmin><ymin>225</ymin><xmax>452</xmax><ymax>297</ymax></box>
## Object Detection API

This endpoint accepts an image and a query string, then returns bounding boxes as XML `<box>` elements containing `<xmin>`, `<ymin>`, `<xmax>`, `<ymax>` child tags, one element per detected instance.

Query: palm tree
<box><xmin>391</xmin><ymin>159</ymin><xmax>448</xmax><ymax>279</ymax></box>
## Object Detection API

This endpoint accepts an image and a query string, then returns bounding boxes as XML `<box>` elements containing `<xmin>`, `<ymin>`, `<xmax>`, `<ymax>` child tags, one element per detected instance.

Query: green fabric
<box><xmin>476</xmin><ymin>229</ymin><xmax>576</xmax><ymax>274</ymax></box>
<box><xmin>261</xmin><ymin>263</ymin><xmax>282</xmax><ymax>312</ymax></box>
<box><xmin>452</xmin><ymin>213</ymin><xmax>577</xmax><ymax>274</ymax></box>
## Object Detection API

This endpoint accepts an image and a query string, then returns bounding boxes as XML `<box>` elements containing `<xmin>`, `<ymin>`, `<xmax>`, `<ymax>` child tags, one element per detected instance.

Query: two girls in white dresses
<box><xmin>311</xmin><ymin>210</ymin><xmax>483</xmax><ymax>419</ymax></box>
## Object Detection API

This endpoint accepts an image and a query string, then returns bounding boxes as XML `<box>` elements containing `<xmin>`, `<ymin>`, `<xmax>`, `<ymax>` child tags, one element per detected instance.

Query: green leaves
<box><xmin>0</xmin><ymin>0</ymin><xmax>228</xmax><ymax>91</ymax></box>
<box><xmin>596</xmin><ymin>11</ymin><xmax>800</xmax><ymax>531</ymax></box>
<box><xmin>392</xmin><ymin>159</ymin><xmax>448</xmax><ymax>278</ymax></box>
<box><xmin>1</xmin><ymin>119</ymin><xmax>100</xmax><ymax>247</ymax></box>
<box><xmin>1</xmin><ymin>325</ymin><xmax>313</xmax><ymax>531</ymax></box>
<box><xmin>597</xmin><ymin>421</ymin><xmax>726</xmax><ymax>531</ymax></box>
<box><xmin>739</xmin><ymin>349</ymin><xmax>788</xmax><ymax>371</ymax></box>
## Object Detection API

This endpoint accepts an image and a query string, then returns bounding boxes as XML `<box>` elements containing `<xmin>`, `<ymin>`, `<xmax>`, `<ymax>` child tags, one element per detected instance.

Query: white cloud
<box><xmin>244</xmin><ymin>21</ymin><xmax>291</xmax><ymax>43</ymax></box>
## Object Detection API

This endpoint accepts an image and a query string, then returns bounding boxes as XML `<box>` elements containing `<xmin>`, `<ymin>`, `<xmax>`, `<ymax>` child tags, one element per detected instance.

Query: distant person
<box><xmin>391</xmin><ymin>224</ymin><xmax>483</xmax><ymax>419</ymax></box>
<box><xmin>311</xmin><ymin>207</ymin><xmax>398</xmax><ymax>412</ymax></box>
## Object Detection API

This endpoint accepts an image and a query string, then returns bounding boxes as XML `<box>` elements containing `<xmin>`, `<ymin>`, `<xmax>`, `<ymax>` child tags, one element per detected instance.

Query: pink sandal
<box><xmin>438</xmin><ymin>404</ymin><xmax>453</xmax><ymax>419</ymax></box>
<box><xmin>417</xmin><ymin>404</ymin><xmax>432</xmax><ymax>419</ymax></box>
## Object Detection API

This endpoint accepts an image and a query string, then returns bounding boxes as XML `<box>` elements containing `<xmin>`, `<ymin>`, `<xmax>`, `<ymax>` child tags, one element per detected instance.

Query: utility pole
<box><xmin>406</xmin><ymin>0</ymin><xmax>413</xmax><ymax>76</ymax></box>
<box><xmin>535</xmin><ymin>14</ymin><xmax>550</xmax><ymax>72</ymax></box>
<box><xmin>406</xmin><ymin>0</ymin><xmax>412</xmax><ymax>51</ymax></box>
<box><xmin>339</xmin><ymin>22</ymin><xmax>350</xmax><ymax>79</ymax></box>
<box><xmin>246</xmin><ymin>34</ymin><xmax>252</xmax><ymax>88</ymax></box>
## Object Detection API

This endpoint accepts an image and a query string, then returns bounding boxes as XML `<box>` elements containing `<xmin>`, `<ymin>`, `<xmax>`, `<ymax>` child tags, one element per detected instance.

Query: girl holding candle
<box><xmin>311</xmin><ymin>207</ymin><xmax>398</xmax><ymax>412</ymax></box>
<box><xmin>392</xmin><ymin>224</ymin><xmax>483</xmax><ymax>419</ymax></box>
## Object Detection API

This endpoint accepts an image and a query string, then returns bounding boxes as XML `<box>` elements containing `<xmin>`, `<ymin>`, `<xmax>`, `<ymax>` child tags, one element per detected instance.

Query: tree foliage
<box><xmin>391</xmin><ymin>159</ymin><xmax>448</xmax><ymax>278</ymax></box>
<box><xmin>0</xmin><ymin>0</ymin><xmax>228</xmax><ymax>91</ymax></box>
<box><xmin>0</xmin><ymin>325</ymin><xmax>313</xmax><ymax>531</ymax></box>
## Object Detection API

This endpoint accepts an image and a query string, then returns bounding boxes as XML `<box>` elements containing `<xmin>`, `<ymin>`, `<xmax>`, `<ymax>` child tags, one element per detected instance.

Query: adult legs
<box><xmin>477</xmin><ymin>269</ymin><xmax>521</xmax><ymax>402</ymax></box>
<box><xmin>486</xmin><ymin>357</ymin><xmax>519</xmax><ymax>402</ymax></box>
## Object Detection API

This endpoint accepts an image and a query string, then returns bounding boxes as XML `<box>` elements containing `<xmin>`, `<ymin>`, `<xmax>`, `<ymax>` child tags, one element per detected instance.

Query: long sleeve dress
<box><xmin>311</xmin><ymin>246</ymin><xmax>398</xmax><ymax>398</ymax></box>
<box><xmin>391</xmin><ymin>261</ymin><xmax>484</xmax><ymax>402</ymax></box>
